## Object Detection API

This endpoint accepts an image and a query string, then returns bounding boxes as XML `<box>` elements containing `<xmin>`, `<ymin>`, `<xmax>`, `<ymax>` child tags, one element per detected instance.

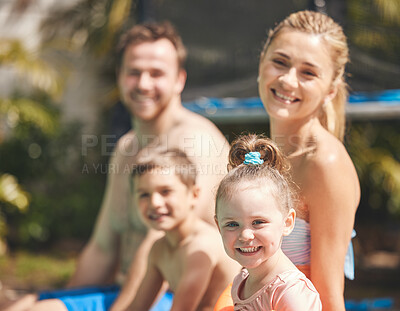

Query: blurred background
<box><xmin>0</xmin><ymin>0</ymin><xmax>399</xmax><ymax>309</ymax></box>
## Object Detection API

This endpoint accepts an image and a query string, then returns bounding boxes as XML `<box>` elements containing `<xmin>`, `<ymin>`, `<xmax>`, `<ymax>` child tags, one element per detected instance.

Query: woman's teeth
<box><xmin>275</xmin><ymin>90</ymin><xmax>297</xmax><ymax>102</ymax></box>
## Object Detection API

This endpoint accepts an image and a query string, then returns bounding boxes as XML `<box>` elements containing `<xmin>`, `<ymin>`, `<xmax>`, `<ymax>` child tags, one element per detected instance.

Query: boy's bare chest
<box><xmin>157</xmin><ymin>247</ymin><xmax>187</xmax><ymax>291</ymax></box>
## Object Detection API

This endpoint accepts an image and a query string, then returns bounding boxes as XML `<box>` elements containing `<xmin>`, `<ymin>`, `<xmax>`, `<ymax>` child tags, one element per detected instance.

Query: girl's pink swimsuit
<box><xmin>231</xmin><ymin>268</ymin><xmax>322</xmax><ymax>311</ymax></box>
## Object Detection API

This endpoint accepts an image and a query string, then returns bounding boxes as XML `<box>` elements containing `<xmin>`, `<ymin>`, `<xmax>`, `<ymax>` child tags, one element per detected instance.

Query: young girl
<box><xmin>214</xmin><ymin>134</ymin><xmax>321</xmax><ymax>311</ymax></box>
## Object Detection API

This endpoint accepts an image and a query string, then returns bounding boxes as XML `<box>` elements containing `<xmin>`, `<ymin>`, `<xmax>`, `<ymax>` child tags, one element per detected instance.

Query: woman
<box><xmin>215</xmin><ymin>10</ymin><xmax>360</xmax><ymax>311</ymax></box>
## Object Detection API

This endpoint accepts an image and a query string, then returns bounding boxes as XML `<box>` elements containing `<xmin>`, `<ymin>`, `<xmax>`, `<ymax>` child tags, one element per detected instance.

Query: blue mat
<box><xmin>345</xmin><ymin>298</ymin><xmax>394</xmax><ymax>311</ymax></box>
<box><xmin>151</xmin><ymin>291</ymin><xmax>174</xmax><ymax>311</ymax></box>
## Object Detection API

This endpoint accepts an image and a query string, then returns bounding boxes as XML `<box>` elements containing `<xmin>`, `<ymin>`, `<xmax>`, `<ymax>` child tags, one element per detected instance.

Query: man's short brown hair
<box><xmin>116</xmin><ymin>21</ymin><xmax>187</xmax><ymax>71</ymax></box>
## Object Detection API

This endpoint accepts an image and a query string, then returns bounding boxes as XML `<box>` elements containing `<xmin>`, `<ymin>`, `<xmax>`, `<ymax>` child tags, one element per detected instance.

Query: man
<box><xmin>7</xmin><ymin>22</ymin><xmax>229</xmax><ymax>311</ymax></box>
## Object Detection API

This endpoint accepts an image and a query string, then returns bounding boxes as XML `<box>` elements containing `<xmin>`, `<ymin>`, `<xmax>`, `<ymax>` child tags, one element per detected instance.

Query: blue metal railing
<box><xmin>184</xmin><ymin>89</ymin><xmax>400</xmax><ymax>122</ymax></box>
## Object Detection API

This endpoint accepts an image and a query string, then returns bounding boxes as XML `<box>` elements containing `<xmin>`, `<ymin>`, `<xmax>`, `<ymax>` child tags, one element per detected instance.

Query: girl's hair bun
<box><xmin>228</xmin><ymin>134</ymin><xmax>289</xmax><ymax>174</ymax></box>
<box><xmin>216</xmin><ymin>133</ymin><xmax>296</xmax><ymax>215</ymax></box>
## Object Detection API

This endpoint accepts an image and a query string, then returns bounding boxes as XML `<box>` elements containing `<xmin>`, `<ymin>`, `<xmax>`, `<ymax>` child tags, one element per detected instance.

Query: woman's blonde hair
<box><xmin>261</xmin><ymin>10</ymin><xmax>349</xmax><ymax>141</ymax></box>
<box><xmin>215</xmin><ymin>134</ymin><xmax>297</xmax><ymax>215</ymax></box>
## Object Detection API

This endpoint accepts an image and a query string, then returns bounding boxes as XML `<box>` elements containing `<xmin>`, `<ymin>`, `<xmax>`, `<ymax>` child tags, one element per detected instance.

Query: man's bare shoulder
<box><xmin>114</xmin><ymin>130</ymin><xmax>138</xmax><ymax>153</ymax></box>
<box><xmin>172</xmin><ymin>109</ymin><xmax>225</xmax><ymax>138</ymax></box>
<box><xmin>165</xmin><ymin>109</ymin><xmax>229</xmax><ymax>160</ymax></box>
<box><xmin>110</xmin><ymin>130</ymin><xmax>143</xmax><ymax>168</ymax></box>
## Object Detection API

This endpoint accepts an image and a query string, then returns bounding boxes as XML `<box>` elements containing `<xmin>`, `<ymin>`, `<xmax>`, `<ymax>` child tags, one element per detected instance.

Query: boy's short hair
<box><xmin>132</xmin><ymin>147</ymin><xmax>197</xmax><ymax>188</ymax></box>
<box><xmin>116</xmin><ymin>21</ymin><xmax>187</xmax><ymax>71</ymax></box>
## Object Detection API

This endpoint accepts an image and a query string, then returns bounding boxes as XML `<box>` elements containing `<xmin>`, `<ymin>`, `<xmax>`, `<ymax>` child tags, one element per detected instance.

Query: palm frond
<box><xmin>108</xmin><ymin>0</ymin><xmax>132</xmax><ymax>33</ymax></box>
<box><xmin>93</xmin><ymin>0</ymin><xmax>132</xmax><ymax>54</ymax></box>
<box><xmin>352</xmin><ymin>29</ymin><xmax>397</xmax><ymax>54</ymax></box>
<box><xmin>374</xmin><ymin>0</ymin><xmax>400</xmax><ymax>25</ymax></box>
<box><xmin>0</xmin><ymin>173</ymin><xmax>29</xmax><ymax>212</ymax></box>
<box><xmin>40</xmin><ymin>0</ymin><xmax>97</xmax><ymax>47</ymax></box>
<box><xmin>0</xmin><ymin>39</ymin><xmax>62</xmax><ymax>99</ymax></box>
<box><xmin>349</xmin><ymin>126</ymin><xmax>400</xmax><ymax>216</ymax></box>
<box><xmin>40</xmin><ymin>0</ymin><xmax>134</xmax><ymax>56</ymax></box>
<box><xmin>0</xmin><ymin>97</ymin><xmax>58</xmax><ymax>135</ymax></box>
<box><xmin>348</xmin><ymin>0</ymin><xmax>400</xmax><ymax>64</ymax></box>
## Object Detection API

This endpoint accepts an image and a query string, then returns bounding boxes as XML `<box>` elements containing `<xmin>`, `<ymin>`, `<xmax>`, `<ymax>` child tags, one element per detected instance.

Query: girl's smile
<box><xmin>216</xmin><ymin>183</ymin><xmax>295</xmax><ymax>272</ymax></box>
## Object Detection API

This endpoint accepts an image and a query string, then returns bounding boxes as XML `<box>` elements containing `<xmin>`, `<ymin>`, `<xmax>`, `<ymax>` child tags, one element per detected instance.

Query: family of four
<box><xmin>8</xmin><ymin>10</ymin><xmax>360</xmax><ymax>311</ymax></box>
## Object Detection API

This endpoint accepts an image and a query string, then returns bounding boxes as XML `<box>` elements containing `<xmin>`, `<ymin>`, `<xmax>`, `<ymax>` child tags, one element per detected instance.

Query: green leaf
<box><xmin>0</xmin><ymin>39</ymin><xmax>62</xmax><ymax>99</ymax></box>
<box><xmin>0</xmin><ymin>173</ymin><xmax>30</xmax><ymax>212</ymax></box>
<box><xmin>0</xmin><ymin>98</ymin><xmax>58</xmax><ymax>135</ymax></box>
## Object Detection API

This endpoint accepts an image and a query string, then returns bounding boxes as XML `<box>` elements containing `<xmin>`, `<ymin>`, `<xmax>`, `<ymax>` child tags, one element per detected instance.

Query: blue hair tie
<box><xmin>243</xmin><ymin>152</ymin><xmax>264</xmax><ymax>165</ymax></box>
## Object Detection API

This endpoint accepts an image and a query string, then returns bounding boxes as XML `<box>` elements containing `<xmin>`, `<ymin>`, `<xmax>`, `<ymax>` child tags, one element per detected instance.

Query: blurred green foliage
<box><xmin>0</xmin><ymin>37</ymin><xmax>61</xmax><ymax>253</ymax></box>
<box><xmin>40</xmin><ymin>0</ymin><xmax>133</xmax><ymax>55</ymax></box>
<box><xmin>348</xmin><ymin>0</ymin><xmax>400</xmax><ymax>63</ymax></box>
<box><xmin>0</xmin><ymin>119</ymin><xmax>107</xmax><ymax>249</ymax></box>
<box><xmin>0</xmin><ymin>0</ymin><xmax>134</xmax><ymax>251</ymax></box>
<box><xmin>0</xmin><ymin>251</ymin><xmax>76</xmax><ymax>289</ymax></box>
<box><xmin>0</xmin><ymin>38</ymin><xmax>63</xmax><ymax>97</ymax></box>
<box><xmin>347</xmin><ymin>120</ymin><xmax>400</xmax><ymax>221</ymax></box>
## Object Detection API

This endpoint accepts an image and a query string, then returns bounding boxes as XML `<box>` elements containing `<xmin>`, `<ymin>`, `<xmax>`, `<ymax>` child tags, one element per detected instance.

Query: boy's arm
<box><xmin>126</xmin><ymin>242</ymin><xmax>165</xmax><ymax>311</ymax></box>
<box><xmin>170</xmin><ymin>250</ymin><xmax>216</xmax><ymax>311</ymax></box>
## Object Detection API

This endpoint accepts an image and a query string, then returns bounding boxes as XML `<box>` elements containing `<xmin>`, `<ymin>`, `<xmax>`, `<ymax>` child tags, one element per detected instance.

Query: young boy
<box><xmin>127</xmin><ymin>147</ymin><xmax>239</xmax><ymax>311</ymax></box>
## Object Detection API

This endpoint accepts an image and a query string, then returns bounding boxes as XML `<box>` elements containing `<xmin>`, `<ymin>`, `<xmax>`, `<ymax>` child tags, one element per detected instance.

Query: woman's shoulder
<box><xmin>172</xmin><ymin>109</ymin><xmax>227</xmax><ymax>141</ymax></box>
<box><xmin>300</xmin><ymin>129</ymin><xmax>360</xmax><ymax>205</ymax></box>
<box><xmin>305</xmin><ymin>129</ymin><xmax>354</xmax><ymax>172</ymax></box>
